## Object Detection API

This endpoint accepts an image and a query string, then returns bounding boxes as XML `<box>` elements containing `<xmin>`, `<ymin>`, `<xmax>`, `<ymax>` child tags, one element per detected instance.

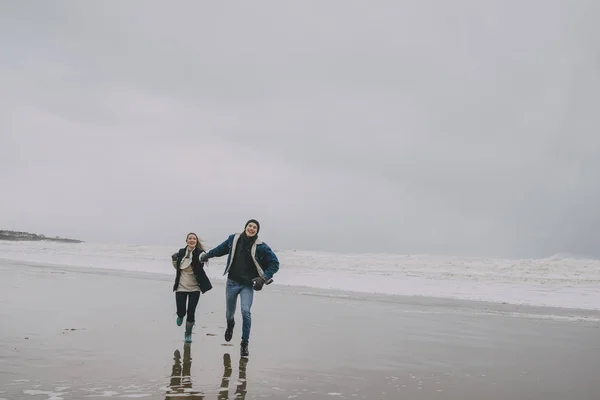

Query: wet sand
<box><xmin>1</xmin><ymin>259</ymin><xmax>599</xmax><ymax>399</ymax></box>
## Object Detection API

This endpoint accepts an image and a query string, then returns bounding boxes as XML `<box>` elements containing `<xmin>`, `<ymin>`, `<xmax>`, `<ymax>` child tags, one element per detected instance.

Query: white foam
<box><xmin>23</xmin><ymin>390</ymin><xmax>67</xmax><ymax>400</ymax></box>
<box><xmin>1</xmin><ymin>240</ymin><xmax>599</xmax><ymax>310</ymax></box>
<box><xmin>83</xmin><ymin>391</ymin><xmax>119</xmax><ymax>397</ymax></box>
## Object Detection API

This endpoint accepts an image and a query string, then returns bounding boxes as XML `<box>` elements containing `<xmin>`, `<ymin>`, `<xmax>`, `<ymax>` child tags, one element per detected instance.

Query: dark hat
<box><xmin>245</xmin><ymin>219</ymin><xmax>260</xmax><ymax>234</ymax></box>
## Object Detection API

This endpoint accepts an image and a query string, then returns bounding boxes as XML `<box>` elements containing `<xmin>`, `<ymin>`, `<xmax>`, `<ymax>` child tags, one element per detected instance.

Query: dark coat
<box><xmin>172</xmin><ymin>247</ymin><xmax>212</xmax><ymax>293</ymax></box>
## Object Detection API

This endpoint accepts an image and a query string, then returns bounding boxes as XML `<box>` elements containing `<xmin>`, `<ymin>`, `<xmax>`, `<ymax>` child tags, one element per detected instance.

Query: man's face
<box><xmin>245</xmin><ymin>222</ymin><xmax>258</xmax><ymax>237</ymax></box>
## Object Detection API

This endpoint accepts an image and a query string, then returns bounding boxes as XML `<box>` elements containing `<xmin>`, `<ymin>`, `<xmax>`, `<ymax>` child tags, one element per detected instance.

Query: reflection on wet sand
<box><xmin>165</xmin><ymin>343</ymin><xmax>204</xmax><ymax>399</ymax></box>
<box><xmin>218</xmin><ymin>353</ymin><xmax>248</xmax><ymax>400</ymax></box>
<box><xmin>164</xmin><ymin>344</ymin><xmax>248</xmax><ymax>399</ymax></box>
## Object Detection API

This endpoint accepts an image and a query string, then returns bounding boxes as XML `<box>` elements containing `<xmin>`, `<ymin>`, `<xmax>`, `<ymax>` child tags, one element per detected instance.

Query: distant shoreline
<box><xmin>0</xmin><ymin>230</ymin><xmax>83</xmax><ymax>243</ymax></box>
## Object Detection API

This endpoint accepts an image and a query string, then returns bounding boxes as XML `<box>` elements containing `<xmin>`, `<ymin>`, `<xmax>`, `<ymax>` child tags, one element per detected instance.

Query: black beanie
<box><xmin>245</xmin><ymin>219</ymin><xmax>260</xmax><ymax>234</ymax></box>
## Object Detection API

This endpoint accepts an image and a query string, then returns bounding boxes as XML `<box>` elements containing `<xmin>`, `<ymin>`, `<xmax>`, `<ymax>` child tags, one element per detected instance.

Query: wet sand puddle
<box><xmin>4</xmin><ymin>343</ymin><xmax>251</xmax><ymax>400</ymax></box>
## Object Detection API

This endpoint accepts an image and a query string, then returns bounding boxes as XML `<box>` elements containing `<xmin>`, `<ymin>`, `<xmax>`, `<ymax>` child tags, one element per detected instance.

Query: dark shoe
<box><xmin>225</xmin><ymin>320</ymin><xmax>235</xmax><ymax>342</ymax></box>
<box><xmin>240</xmin><ymin>340</ymin><xmax>249</xmax><ymax>357</ymax></box>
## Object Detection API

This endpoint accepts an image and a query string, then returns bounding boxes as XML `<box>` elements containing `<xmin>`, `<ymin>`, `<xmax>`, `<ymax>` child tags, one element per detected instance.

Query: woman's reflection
<box><xmin>165</xmin><ymin>343</ymin><xmax>204</xmax><ymax>399</ymax></box>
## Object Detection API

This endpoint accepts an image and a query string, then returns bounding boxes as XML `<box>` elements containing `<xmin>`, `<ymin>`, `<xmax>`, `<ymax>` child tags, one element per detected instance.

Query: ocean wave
<box><xmin>1</xmin><ymin>240</ymin><xmax>599</xmax><ymax>310</ymax></box>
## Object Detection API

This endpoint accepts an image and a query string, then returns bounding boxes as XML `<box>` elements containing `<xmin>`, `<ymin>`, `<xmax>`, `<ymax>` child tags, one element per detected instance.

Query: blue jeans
<box><xmin>225</xmin><ymin>279</ymin><xmax>254</xmax><ymax>341</ymax></box>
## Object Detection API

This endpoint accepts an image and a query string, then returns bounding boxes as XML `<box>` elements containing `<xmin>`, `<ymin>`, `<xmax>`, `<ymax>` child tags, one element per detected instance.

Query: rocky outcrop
<box><xmin>0</xmin><ymin>230</ymin><xmax>83</xmax><ymax>243</ymax></box>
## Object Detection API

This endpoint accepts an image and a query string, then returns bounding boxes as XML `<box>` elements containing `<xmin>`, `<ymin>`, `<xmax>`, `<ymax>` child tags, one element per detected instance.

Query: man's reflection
<box><xmin>165</xmin><ymin>345</ymin><xmax>248</xmax><ymax>399</ymax></box>
<box><xmin>218</xmin><ymin>353</ymin><xmax>248</xmax><ymax>400</ymax></box>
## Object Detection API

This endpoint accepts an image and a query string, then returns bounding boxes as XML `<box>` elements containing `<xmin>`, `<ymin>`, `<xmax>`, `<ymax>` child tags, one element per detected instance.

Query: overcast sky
<box><xmin>1</xmin><ymin>0</ymin><xmax>599</xmax><ymax>258</ymax></box>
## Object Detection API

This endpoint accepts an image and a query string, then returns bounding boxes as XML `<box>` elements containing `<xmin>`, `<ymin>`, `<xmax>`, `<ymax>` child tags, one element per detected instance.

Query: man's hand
<box><xmin>200</xmin><ymin>252</ymin><xmax>208</xmax><ymax>262</ymax></box>
<box><xmin>252</xmin><ymin>277</ymin><xmax>265</xmax><ymax>291</ymax></box>
<box><xmin>171</xmin><ymin>253</ymin><xmax>178</xmax><ymax>262</ymax></box>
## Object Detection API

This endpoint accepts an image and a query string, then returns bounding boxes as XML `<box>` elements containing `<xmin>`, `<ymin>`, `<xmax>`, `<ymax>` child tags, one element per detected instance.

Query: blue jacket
<box><xmin>205</xmin><ymin>233</ymin><xmax>279</xmax><ymax>284</ymax></box>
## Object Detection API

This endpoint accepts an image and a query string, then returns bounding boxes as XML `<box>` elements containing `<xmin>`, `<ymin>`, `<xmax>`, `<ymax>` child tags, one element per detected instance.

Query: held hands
<box><xmin>173</xmin><ymin>251</ymin><xmax>208</xmax><ymax>264</ymax></box>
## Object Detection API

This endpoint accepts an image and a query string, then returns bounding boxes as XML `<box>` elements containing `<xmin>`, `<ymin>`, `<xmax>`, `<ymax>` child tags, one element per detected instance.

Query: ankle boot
<box><xmin>184</xmin><ymin>321</ymin><xmax>194</xmax><ymax>343</ymax></box>
<box><xmin>225</xmin><ymin>319</ymin><xmax>235</xmax><ymax>342</ymax></box>
<box><xmin>240</xmin><ymin>340</ymin><xmax>249</xmax><ymax>357</ymax></box>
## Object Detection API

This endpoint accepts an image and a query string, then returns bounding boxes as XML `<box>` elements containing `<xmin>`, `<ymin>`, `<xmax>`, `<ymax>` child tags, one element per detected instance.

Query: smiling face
<box><xmin>245</xmin><ymin>222</ymin><xmax>258</xmax><ymax>237</ymax></box>
<box><xmin>186</xmin><ymin>233</ymin><xmax>198</xmax><ymax>249</ymax></box>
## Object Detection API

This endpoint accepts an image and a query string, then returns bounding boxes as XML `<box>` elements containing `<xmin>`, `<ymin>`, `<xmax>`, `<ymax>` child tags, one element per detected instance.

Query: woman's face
<box><xmin>186</xmin><ymin>234</ymin><xmax>198</xmax><ymax>248</ymax></box>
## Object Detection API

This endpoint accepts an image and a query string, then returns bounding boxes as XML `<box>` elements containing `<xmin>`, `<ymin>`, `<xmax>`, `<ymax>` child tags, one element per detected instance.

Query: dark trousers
<box><xmin>175</xmin><ymin>291</ymin><xmax>200</xmax><ymax>323</ymax></box>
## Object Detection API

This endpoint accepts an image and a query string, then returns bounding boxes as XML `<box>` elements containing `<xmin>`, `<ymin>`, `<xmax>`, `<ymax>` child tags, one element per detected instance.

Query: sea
<box><xmin>1</xmin><ymin>240</ymin><xmax>599</xmax><ymax>311</ymax></box>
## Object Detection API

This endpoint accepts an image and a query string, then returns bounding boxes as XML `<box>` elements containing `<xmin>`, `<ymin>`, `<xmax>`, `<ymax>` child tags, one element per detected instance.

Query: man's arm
<box><xmin>204</xmin><ymin>235</ymin><xmax>233</xmax><ymax>259</ymax></box>
<box><xmin>259</xmin><ymin>244</ymin><xmax>279</xmax><ymax>281</ymax></box>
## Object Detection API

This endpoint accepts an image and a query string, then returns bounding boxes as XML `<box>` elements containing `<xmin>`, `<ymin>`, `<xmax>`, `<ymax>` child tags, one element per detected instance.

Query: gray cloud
<box><xmin>1</xmin><ymin>0</ymin><xmax>599</xmax><ymax>258</ymax></box>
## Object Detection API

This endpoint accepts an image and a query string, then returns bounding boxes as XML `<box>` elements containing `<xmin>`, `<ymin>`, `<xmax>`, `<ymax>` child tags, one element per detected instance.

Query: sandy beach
<box><xmin>1</xmin><ymin>259</ymin><xmax>599</xmax><ymax>399</ymax></box>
